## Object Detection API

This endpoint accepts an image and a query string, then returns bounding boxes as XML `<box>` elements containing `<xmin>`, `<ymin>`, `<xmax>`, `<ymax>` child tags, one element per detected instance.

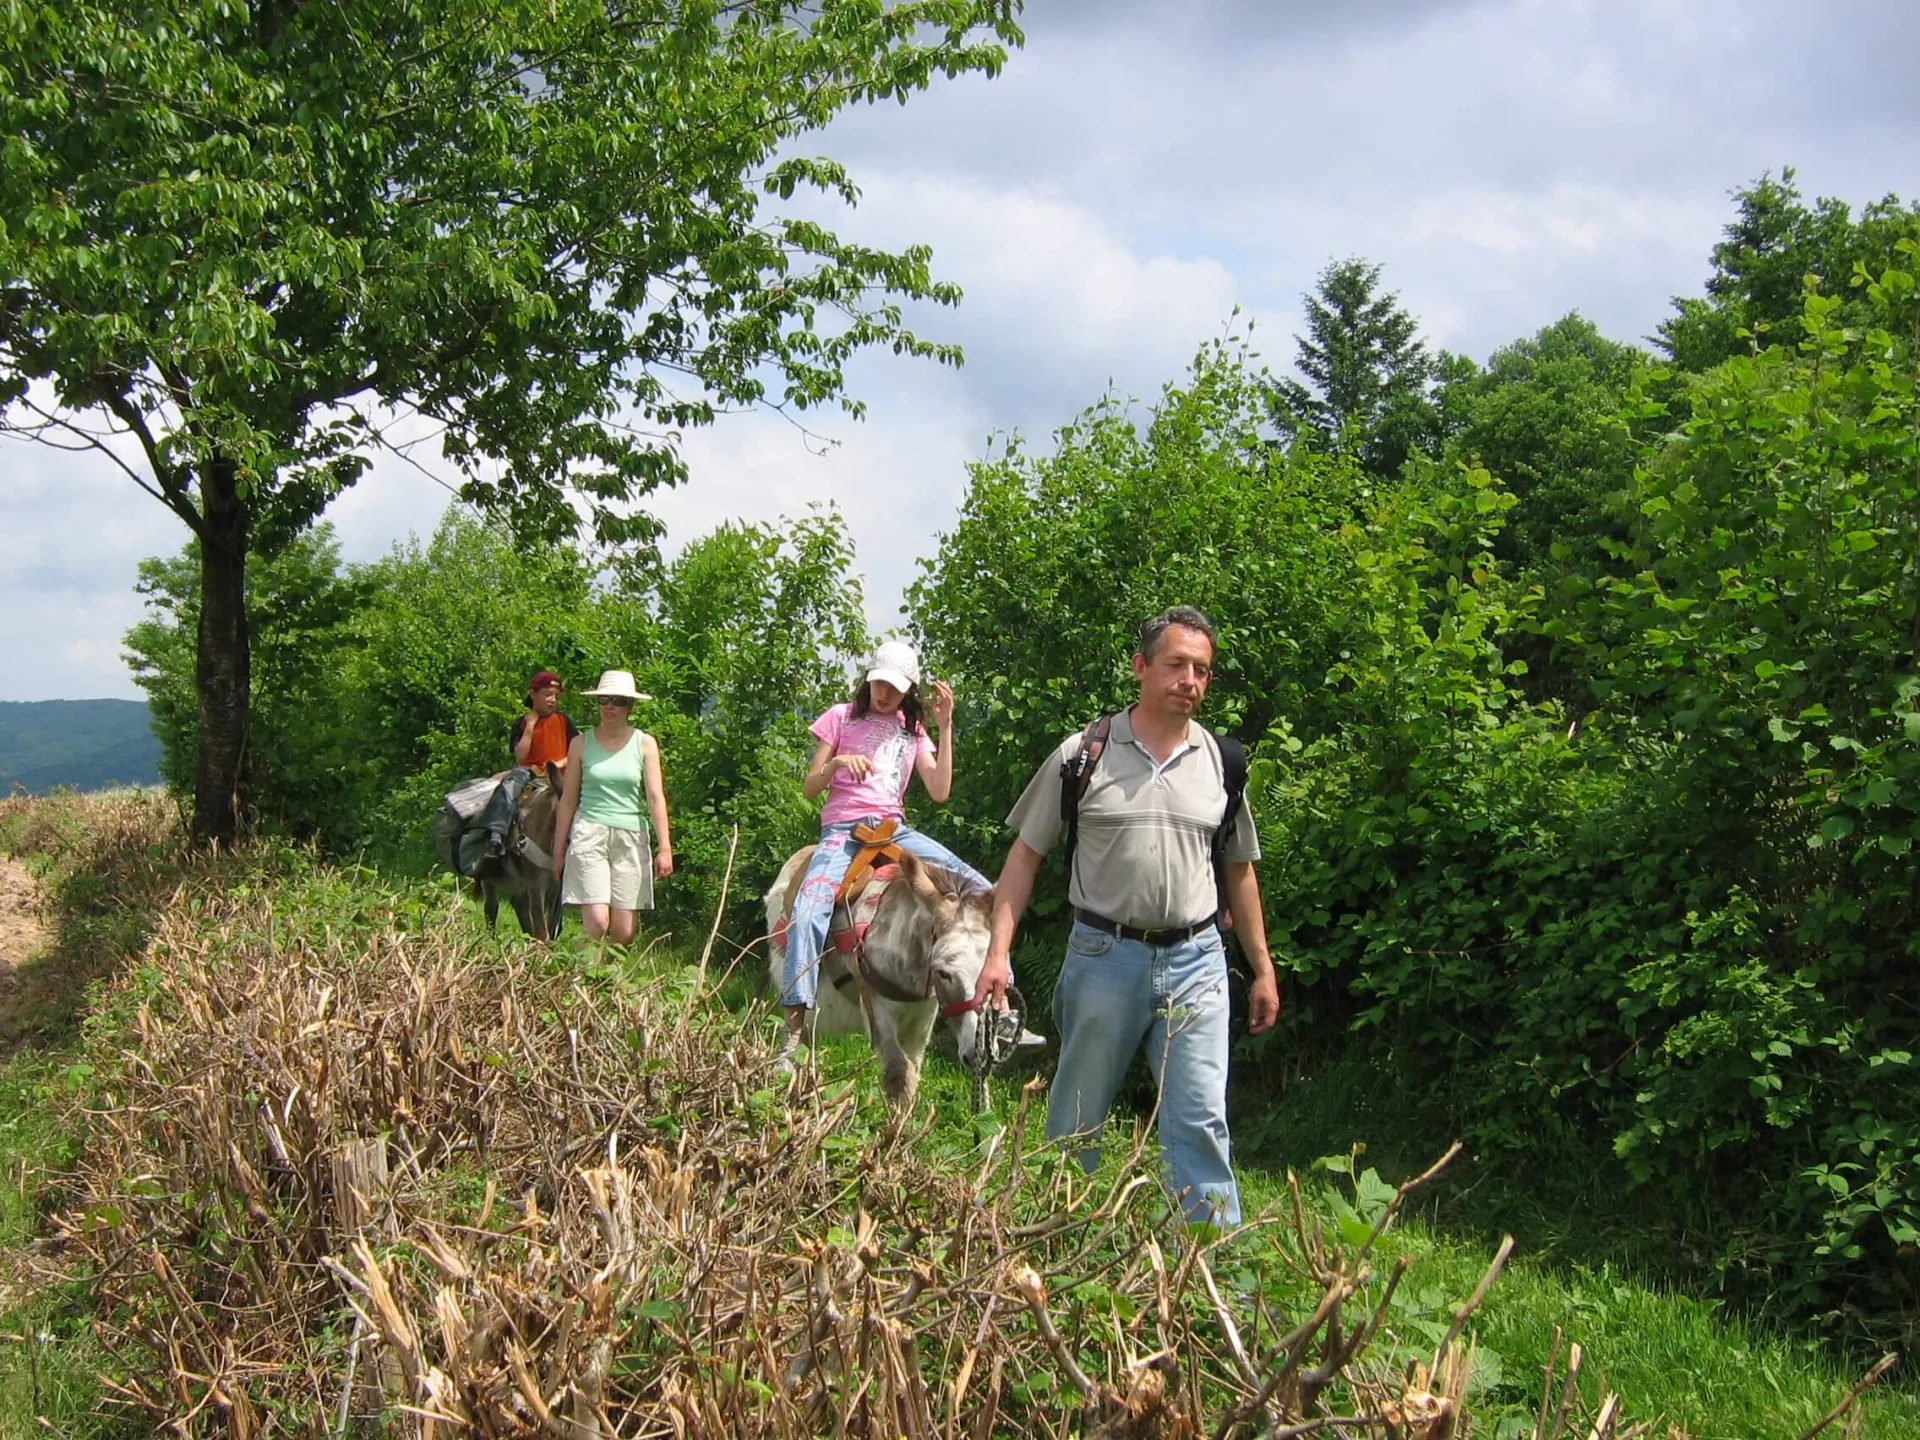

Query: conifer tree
<box><xmin>1271</xmin><ymin>258</ymin><xmax>1440</xmax><ymax>479</ymax></box>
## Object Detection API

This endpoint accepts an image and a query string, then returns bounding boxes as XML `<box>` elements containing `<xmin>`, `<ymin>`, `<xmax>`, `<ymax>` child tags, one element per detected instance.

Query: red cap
<box><xmin>528</xmin><ymin>670</ymin><xmax>563</xmax><ymax>693</ymax></box>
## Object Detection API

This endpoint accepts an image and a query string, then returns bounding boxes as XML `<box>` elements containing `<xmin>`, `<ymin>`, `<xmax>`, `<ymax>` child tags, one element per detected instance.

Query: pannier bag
<box><xmin>433</xmin><ymin>769</ymin><xmax>533</xmax><ymax>878</ymax></box>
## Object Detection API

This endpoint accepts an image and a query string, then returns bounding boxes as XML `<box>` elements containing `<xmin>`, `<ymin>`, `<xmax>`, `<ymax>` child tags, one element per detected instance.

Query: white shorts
<box><xmin>561</xmin><ymin>818</ymin><xmax>653</xmax><ymax>911</ymax></box>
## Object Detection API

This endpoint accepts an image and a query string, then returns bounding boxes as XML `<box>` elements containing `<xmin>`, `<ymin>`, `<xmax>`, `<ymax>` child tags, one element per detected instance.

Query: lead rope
<box><xmin>968</xmin><ymin>984</ymin><xmax>1028</xmax><ymax>1114</ymax></box>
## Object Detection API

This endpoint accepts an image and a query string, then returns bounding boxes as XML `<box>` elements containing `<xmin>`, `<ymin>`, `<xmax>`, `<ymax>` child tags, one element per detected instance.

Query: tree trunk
<box><xmin>192</xmin><ymin>457</ymin><xmax>252</xmax><ymax>846</ymax></box>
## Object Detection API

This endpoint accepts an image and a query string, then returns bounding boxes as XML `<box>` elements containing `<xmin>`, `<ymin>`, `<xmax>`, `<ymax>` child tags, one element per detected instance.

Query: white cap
<box><xmin>866</xmin><ymin>640</ymin><xmax>921</xmax><ymax>694</ymax></box>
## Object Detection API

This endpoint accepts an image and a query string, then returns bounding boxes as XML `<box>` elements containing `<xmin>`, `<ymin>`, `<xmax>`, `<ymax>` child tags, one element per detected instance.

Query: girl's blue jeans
<box><xmin>780</xmin><ymin>819</ymin><xmax>990</xmax><ymax>1010</ymax></box>
<box><xmin>1046</xmin><ymin>919</ymin><xmax>1241</xmax><ymax>1227</ymax></box>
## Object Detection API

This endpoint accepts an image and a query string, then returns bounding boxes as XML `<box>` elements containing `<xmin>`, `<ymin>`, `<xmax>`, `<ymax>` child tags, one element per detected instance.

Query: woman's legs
<box><xmin>573</xmin><ymin>905</ymin><xmax>636</xmax><ymax>945</ymax></box>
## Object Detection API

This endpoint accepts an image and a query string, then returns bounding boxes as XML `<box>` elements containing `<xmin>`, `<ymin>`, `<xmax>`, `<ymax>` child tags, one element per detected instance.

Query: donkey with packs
<box><xmin>434</xmin><ymin>763</ymin><xmax>565</xmax><ymax>940</ymax></box>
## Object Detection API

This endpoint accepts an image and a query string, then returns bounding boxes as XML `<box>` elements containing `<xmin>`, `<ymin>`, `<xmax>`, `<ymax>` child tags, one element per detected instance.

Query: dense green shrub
<box><xmin>1257</xmin><ymin>244</ymin><xmax>1920</xmax><ymax>1328</ymax></box>
<box><xmin>908</xmin><ymin>251</ymin><xmax>1920</xmax><ymax>1331</ymax></box>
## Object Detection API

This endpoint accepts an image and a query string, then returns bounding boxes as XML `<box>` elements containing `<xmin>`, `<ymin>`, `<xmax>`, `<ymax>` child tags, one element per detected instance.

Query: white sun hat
<box><xmin>580</xmin><ymin>669</ymin><xmax>651</xmax><ymax>702</ymax></box>
<box><xmin>866</xmin><ymin>640</ymin><xmax>921</xmax><ymax>693</ymax></box>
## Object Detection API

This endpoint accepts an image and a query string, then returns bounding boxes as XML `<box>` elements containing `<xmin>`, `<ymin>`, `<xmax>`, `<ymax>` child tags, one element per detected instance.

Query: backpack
<box><xmin>1057</xmin><ymin>714</ymin><xmax>1248</xmax><ymax>925</ymax></box>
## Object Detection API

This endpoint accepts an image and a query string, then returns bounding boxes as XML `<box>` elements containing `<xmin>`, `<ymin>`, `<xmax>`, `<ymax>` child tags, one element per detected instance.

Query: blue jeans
<box><xmin>1046</xmin><ymin>920</ymin><xmax>1241</xmax><ymax>1226</ymax></box>
<box><xmin>780</xmin><ymin>819</ymin><xmax>989</xmax><ymax>1009</ymax></box>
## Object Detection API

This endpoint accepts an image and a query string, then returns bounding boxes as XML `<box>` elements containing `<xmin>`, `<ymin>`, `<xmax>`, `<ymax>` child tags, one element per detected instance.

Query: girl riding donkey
<box><xmin>777</xmin><ymin>641</ymin><xmax>1035</xmax><ymax>1074</ymax></box>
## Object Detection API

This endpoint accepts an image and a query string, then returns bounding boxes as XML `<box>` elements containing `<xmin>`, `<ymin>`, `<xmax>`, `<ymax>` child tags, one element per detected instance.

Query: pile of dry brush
<box><xmin>31</xmin><ymin>857</ymin><xmax>1690</xmax><ymax>1439</ymax></box>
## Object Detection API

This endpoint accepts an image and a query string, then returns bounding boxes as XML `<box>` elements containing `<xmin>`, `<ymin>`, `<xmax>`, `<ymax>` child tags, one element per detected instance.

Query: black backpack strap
<box><xmin>1209</xmin><ymin>731</ymin><xmax>1248</xmax><ymax>924</ymax></box>
<box><xmin>1059</xmin><ymin>714</ymin><xmax>1114</xmax><ymax>878</ymax></box>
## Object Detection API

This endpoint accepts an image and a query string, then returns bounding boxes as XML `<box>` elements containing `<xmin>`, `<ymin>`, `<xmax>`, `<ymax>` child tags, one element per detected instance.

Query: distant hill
<box><xmin>0</xmin><ymin>699</ymin><xmax>163</xmax><ymax>794</ymax></box>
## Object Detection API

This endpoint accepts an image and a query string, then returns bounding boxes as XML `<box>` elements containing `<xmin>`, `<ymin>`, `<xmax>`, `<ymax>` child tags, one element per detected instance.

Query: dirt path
<box><xmin>0</xmin><ymin>855</ymin><xmax>48</xmax><ymax>1021</ymax></box>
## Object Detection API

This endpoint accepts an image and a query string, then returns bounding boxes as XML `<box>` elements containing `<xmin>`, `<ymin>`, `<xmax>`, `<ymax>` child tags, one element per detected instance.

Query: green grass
<box><xmin>795</xmin><ymin>1022</ymin><xmax>1919</xmax><ymax>1438</ymax></box>
<box><xmin>0</xmin><ymin>1056</ymin><xmax>135</xmax><ymax>1437</ymax></box>
<box><xmin>0</xmin><ymin>795</ymin><xmax>174</xmax><ymax>1437</ymax></box>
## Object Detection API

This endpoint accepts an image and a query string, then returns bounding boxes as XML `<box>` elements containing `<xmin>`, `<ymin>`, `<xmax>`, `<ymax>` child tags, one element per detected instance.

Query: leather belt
<box><xmin>1073</xmin><ymin>908</ymin><xmax>1214</xmax><ymax>948</ymax></box>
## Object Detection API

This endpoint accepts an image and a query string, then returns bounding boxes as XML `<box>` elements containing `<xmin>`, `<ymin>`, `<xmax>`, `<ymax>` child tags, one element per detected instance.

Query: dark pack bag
<box><xmin>433</xmin><ymin>768</ymin><xmax>534</xmax><ymax>879</ymax></box>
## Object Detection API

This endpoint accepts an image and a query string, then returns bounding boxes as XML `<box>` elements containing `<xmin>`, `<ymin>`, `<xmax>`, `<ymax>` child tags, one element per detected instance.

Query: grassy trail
<box><xmin>0</xmin><ymin>792</ymin><xmax>1912</xmax><ymax>1437</ymax></box>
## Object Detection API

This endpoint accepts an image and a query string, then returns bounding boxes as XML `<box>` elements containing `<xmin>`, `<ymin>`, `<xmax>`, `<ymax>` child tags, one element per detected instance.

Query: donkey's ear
<box><xmin>896</xmin><ymin>849</ymin><xmax>946</xmax><ymax>906</ymax></box>
<box><xmin>545</xmin><ymin>761</ymin><xmax>562</xmax><ymax>789</ymax></box>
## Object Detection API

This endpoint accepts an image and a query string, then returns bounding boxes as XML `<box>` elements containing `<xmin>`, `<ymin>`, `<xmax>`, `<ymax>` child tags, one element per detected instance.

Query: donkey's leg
<box><xmin>893</xmin><ymin>1000</ymin><xmax>939</xmax><ymax>1106</ymax></box>
<box><xmin>869</xmin><ymin>999</ymin><xmax>937</xmax><ymax>1109</ymax></box>
<box><xmin>510</xmin><ymin>889</ymin><xmax>537</xmax><ymax>937</ymax></box>
<box><xmin>482</xmin><ymin>885</ymin><xmax>500</xmax><ymax>931</ymax></box>
<box><xmin>538</xmin><ymin>879</ymin><xmax>561</xmax><ymax>941</ymax></box>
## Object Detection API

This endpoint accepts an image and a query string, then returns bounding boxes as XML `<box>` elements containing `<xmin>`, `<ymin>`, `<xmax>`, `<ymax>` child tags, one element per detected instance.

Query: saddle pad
<box><xmin>830</xmin><ymin>871</ymin><xmax>895</xmax><ymax>954</ymax></box>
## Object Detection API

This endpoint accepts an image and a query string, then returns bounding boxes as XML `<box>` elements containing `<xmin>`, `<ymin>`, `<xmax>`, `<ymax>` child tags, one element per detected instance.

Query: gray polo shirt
<box><xmin>1006</xmin><ymin>708</ymin><xmax>1259</xmax><ymax>930</ymax></box>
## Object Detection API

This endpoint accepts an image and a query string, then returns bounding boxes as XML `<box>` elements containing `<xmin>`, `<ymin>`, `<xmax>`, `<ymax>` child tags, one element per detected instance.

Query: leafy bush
<box><xmin>1259</xmin><ymin>241</ymin><xmax>1920</xmax><ymax>1330</ymax></box>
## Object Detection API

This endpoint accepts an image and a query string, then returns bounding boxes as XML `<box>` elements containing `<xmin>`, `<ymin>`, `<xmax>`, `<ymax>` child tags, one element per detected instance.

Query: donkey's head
<box><xmin>880</xmin><ymin>850</ymin><xmax>997</xmax><ymax>1067</ymax></box>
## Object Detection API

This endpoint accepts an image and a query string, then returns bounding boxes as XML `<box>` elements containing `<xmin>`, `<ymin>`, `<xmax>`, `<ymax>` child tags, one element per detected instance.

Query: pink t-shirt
<box><xmin>812</xmin><ymin>702</ymin><xmax>935</xmax><ymax>827</ymax></box>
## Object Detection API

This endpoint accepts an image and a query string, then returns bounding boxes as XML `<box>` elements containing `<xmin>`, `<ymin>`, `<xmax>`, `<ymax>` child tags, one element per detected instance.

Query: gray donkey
<box><xmin>764</xmin><ymin>847</ymin><xmax>999</xmax><ymax>1107</ymax></box>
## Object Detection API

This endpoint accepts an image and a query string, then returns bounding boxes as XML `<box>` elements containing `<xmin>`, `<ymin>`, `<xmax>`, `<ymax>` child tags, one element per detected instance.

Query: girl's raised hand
<box><xmin>928</xmin><ymin>679</ymin><xmax>954</xmax><ymax>731</ymax></box>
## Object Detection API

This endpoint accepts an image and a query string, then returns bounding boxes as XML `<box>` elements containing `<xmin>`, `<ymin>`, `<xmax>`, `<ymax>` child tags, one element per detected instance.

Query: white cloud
<box><xmin>657</xmin><ymin>175</ymin><xmax>1251</xmax><ymax>630</ymax></box>
<box><xmin>0</xmin><ymin>427</ymin><xmax>184</xmax><ymax>700</ymax></box>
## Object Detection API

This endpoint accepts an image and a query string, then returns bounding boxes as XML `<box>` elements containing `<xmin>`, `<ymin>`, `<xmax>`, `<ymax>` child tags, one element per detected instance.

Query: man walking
<box><xmin>972</xmin><ymin>606</ymin><xmax>1279</xmax><ymax>1226</ymax></box>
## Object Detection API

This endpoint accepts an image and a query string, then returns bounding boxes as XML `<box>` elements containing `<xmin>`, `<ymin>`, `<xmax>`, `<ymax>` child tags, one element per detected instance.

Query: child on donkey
<box><xmin>776</xmin><ymin>641</ymin><xmax>1032</xmax><ymax>1072</ymax></box>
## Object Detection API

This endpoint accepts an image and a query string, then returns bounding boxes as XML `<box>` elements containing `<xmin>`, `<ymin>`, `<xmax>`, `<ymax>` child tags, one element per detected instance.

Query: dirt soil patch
<box><xmin>0</xmin><ymin>856</ymin><xmax>47</xmax><ymax>1019</ymax></box>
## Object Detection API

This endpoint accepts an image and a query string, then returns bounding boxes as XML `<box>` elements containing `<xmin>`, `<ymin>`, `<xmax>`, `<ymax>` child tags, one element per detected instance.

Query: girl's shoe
<box><xmin>773</xmin><ymin>1033</ymin><xmax>806</xmax><ymax>1079</ymax></box>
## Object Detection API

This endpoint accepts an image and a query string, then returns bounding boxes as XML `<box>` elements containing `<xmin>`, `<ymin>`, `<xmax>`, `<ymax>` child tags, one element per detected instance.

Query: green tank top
<box><xmin>577</xmin><ymin>728</ymin><xmax>647</xmax><ymax>830</ymax></box>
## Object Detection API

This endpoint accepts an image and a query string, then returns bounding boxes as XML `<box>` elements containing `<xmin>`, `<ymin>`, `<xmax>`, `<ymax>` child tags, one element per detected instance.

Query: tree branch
<box><xmin>98</xmin><ymin>389</ymin><xmax>201</xmax><ymax>533</ymax></box>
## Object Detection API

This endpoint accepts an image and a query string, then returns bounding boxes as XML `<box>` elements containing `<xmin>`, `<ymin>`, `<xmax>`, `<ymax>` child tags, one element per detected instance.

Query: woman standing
<box><xmin>551</xmin><ymin>670</ymin><xmax>673</xmax><ymax>943</ymax></box>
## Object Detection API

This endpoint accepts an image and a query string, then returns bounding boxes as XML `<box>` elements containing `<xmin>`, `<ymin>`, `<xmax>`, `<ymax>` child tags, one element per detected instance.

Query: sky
<box><xmin>7</xmin><ymin>0</ymin><xmax>1920</xmax><ymax>701</ymax></box>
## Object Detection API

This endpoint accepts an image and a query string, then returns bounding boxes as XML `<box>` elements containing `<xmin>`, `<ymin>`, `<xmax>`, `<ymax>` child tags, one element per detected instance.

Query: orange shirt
<box><xmin>514</xmin><ymin>712</ymin><xmax>577</xmax><ymax>770</ymax></box>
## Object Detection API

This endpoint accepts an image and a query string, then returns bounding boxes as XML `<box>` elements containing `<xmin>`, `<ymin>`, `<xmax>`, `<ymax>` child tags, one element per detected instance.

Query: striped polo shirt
<box><xmin>1007</xmin><ymin>707</ymin><xmax>1259</xmax><ymax>931</ymax></box>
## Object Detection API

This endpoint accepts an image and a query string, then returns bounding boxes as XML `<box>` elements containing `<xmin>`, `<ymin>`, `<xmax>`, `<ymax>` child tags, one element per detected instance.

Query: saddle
<box><xmin>830</xmin><ymin>818</ymin><xmax>905</xmax><ymax>952</ymax></box>
<box><xmin>764</xmin><ymin>821</ymin><xmax>906</xmax><ymax>990</ymax></box>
